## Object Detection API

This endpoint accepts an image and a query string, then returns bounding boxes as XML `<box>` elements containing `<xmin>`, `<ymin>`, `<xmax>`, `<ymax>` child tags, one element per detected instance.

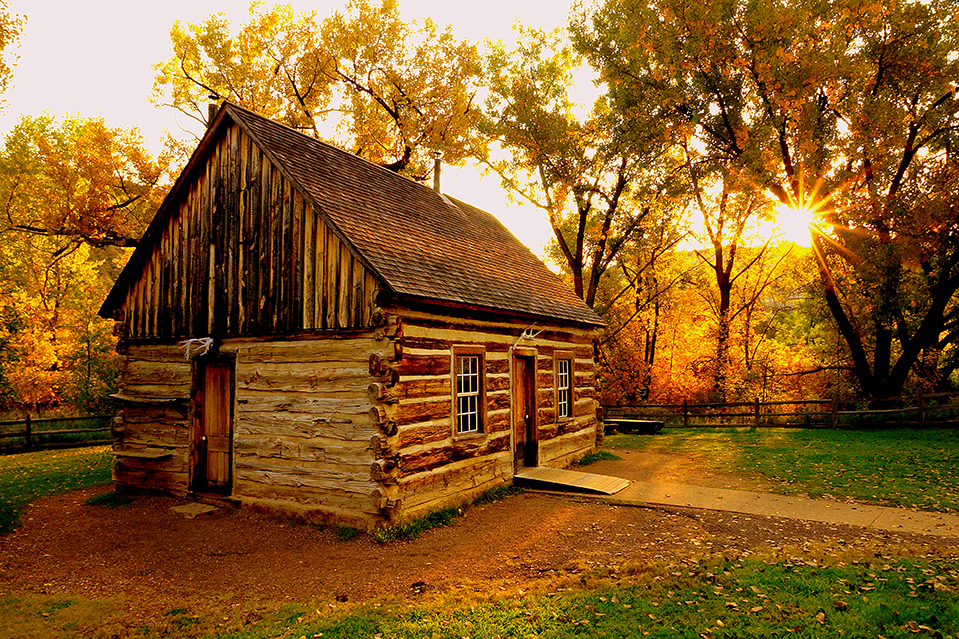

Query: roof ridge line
<box><xmin>222</xmin><ymin>100</ymin><xmax>443</xmax><ymax>200</ymax></box>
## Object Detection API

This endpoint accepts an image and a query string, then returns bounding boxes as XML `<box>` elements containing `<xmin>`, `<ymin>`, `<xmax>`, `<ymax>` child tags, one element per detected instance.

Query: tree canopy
<box><xmin>0</xmin><ymin>0</ymin><xmax>24</xmax><ymax>107</ymax></box>
<box><xmin>480</xmin><ymin>26</ymin><xmax>682</xmax><ymax>308</ymax></box>
<box><xmin>153</xmin><ymin>0</ymin><xmax>481</xmax><ymax>178</ymax></box>
<box><xmin>574</xmin><ymin>0</ymin><xmax>959</xmax><ymax>398</ymax></box>
<box><xmin>0</xmin><ymin>115</ymin><xmax>174</xmax><ymax>251</ymax></box>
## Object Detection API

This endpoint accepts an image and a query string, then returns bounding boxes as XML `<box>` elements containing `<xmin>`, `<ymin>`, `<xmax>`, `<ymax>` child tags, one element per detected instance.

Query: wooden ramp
<box><xmin>514</xmin><ymin>467</ymin><xmax>630</xmax><ymax>495</ymax></box>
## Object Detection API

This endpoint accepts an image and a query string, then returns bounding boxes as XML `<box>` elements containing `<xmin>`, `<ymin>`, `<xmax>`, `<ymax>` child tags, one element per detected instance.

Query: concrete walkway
<box><xmin>599</xmin><ymin>480</ymin><xmax>959</xmax><ymax>538</ymax></box>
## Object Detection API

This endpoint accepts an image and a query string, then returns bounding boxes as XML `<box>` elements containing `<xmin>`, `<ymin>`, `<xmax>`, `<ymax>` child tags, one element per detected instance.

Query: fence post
<box><xmin>831</xmin><ymin>400</ymin><xmax>838</xmax><ymax>429</ymax></box>
<box><xmin>683</xmin><ymin>399</ymin><xmax>689</xmax><ymax>428</ymax></box>
<box><xmin>754</xmin><ymin>397</ymin><xmax>760</xmax><ymax>426</ymax></box>
<box><xmin>24</xmin><ymin>413</ymin><xmax>32</xmax><ymax>450</ymax></box>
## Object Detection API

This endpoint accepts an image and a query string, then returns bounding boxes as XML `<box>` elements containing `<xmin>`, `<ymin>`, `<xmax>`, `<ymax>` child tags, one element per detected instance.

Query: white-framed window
<box><xmin>453</xmin><ymin>346</ymin><xmax>485</xmax><ymax>435</ymax></box>
<box><xmin>555</xmin><ymin>352</ymin><xmax>574</xmax><ymax>420</ymax></box>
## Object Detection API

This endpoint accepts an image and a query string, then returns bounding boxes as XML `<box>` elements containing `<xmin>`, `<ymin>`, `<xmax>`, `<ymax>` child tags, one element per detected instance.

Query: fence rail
<box><xmin>603</xmin><ymin>391</ymin><xmax>959</xmax><ymax>430</ymax></box>
<box><xmin>0</xmin><ymin>414</ymin><xmax>113</xmax><ymax>453</ymax></box>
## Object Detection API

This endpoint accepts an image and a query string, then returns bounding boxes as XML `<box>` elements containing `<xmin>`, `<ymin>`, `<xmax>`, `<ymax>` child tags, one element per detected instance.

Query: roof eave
<box><xmin>388</xmin><ymin>292</ymin><xmax>606</xmax><ymax>330</ymax></box>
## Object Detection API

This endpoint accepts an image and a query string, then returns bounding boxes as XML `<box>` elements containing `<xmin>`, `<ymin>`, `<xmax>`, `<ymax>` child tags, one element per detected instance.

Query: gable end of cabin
<box><xmin>112</xmin><ymin>119</ymin><xmax>380</xmax><ymax>341</ymax></box>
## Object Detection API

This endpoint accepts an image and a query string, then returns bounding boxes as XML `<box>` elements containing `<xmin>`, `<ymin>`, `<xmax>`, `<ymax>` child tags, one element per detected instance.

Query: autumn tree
<box><xmin>0</xmin><ymin>116</ymin><xmax>172</xmax><ymax>411</ymax></box>
<box><xmin>681</xmin><ymin>147</ymin><xmax>795</xmax><ymax>401</ymax></box>
<box><xmin>0</xmin><ymin>234</ymin><xmax>119</xmax><ymax>411</ymax></box>
<box><xmin>597</xmin><ymin>224</ymin><xmax>691</xmax><ymax>402</ymax></box>
<box><xmin>480</xmin><ymin>26</ymin><xmax>681</xmax><ymax>308</ymax></box>
<box><xmin>153</xmin><ymin>0</ymin><xmax>481</xmax><ymax>177</ymax></box>
<box><xmin>0</xmin><ymin>114</ymin><xmax>173</xmax><ymax>251</ymax></box>
<box><xmin>574</xmin><ymin>0</ymin><xmax>959</xmax><ymax>399</ymax></box>
<box><xmin>0</xmin><ymin>0</ymin><xmax>24</xmax><ymax>107</ymax></box>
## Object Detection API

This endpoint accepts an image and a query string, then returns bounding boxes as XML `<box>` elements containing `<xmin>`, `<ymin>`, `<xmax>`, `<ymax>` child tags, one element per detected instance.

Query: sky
<box><xmin>0</xmin><ymin>0</ymin><xmax>578</xmax><ymax>254</ymax></box>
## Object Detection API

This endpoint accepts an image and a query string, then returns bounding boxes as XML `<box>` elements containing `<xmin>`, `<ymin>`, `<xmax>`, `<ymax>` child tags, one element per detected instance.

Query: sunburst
<box><xmin>771</xmin><ymin>170</ymin><xmax>845</xmax><ymax>247</ymax></box>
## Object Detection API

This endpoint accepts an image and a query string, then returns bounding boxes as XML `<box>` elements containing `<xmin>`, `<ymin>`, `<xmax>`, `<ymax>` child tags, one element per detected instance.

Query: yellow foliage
<box><xmin>153</xmin><ymin>0</ymin><xmax>481</xmax><ymax>177</ymax></box>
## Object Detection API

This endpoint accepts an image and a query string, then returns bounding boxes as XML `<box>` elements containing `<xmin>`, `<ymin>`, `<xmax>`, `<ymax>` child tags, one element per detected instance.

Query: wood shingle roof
<box><xmin>101</xmin><ymin>102</ymin><xmax>604</xmax><ymax>329</ymax></box>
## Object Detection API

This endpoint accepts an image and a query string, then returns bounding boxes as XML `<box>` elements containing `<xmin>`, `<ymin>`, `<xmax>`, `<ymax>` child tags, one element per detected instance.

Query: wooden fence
<box><xmin>603</xmin><ymin>390</ymin><xmax>959</xmax><ymax>429</ymax></box>
<box><xmin>0</xmin><ymin>414</ymin><xmax>113</xmax><ymax>453</ymax></box>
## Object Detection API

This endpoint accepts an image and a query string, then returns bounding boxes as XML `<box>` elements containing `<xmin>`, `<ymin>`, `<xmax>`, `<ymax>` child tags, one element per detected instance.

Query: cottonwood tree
<box><xmin>480</xmin><ymin>26</ymin><xmax>681</xmax><ymax>309</ymax></box>
<box><xmin>682</xmin><ymin>145</ymin><xmax>795</xmax><ymax>401</ymax></box>
<box><xmin>0</xmin><ymin>1</ymin><xmax>24</xmax><ymax>108</ymax></box>
<box><xmin>0</xmin><ymin>236</ymin><xmax>118</xmax><ymax>410</ymax></box>
<box><xmin>597</xmin><ymin>223</ymin><xmax>691</xmax><ymax>402</ymax></box>
<box><xmin>153</xmin><ymin>0</ymin><xmax>481</xmax><ymax>178</ymax></box>
<box><xmin>574</xmin><ymin>0</ymin><xmax>959</xmax><ymax>399</ymax></box>
<box><xmin>0</xmin><ymin>116</ymin><xmax>172</xmax><ymax>410</ymax></box>
<box><xmin>0</xmin><ymin>114</ymin><xmax>172</xmax><ymax>251</ymax></box>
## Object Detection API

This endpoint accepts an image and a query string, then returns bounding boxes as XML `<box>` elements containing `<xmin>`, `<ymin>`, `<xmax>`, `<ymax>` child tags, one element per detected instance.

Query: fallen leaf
<box><xmin>833</xmin><ymin>600</ymin><xmax>849</xmax><ymax>611</ymax></box>
<box><xmin>750</xmin><ymin>606</ymin><xmax>763</xmax><ymax>613</ymax></box>
<box><xmin>815</xmin><ymin>612</ymin><xmax>826</xmax><ymax>625</ymax></box>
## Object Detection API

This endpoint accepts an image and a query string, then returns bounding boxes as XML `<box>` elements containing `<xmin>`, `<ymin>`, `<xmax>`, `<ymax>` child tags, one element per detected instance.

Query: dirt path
<box><xmin>1</xmin><ymin>450</ymin><xmax>955</xmax><ymax>632</ymax></box>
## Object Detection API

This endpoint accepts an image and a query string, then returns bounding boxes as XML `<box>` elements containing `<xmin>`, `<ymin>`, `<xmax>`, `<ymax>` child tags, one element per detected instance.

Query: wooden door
<box><xmin>192</xmin><ymin>359</ymin><xmax>234</xmax><ymax>493</ymax></box>
<box><xmin>512</xmin><ymin>355</ymin><xmax>537</xmax><ymax>471</ymax></box>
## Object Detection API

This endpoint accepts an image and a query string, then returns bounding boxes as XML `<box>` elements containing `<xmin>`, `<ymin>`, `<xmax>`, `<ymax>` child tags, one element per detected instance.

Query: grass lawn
<box><xmin>0</xmin><ymin>445</ymin><xmax>112</xmax><ymax>533</ymax></box>
<box><xmin>239</xmin><ymin>552</ymin><xmax>959</xmax><ymax>639</ymax></box>
<box><xmin>4</xmin><ymin>547</ymin><xmax>957</xmax><ymax>638</ymax></box>
<box><xmin>606</xmin><ymin>427</ymin><xmax>959</xmax><ymax>512</ymax></box>
<box><xmin>2</xmin><ymin>434</ymin><xmax>959</xmax><ymax>637</ymax></box>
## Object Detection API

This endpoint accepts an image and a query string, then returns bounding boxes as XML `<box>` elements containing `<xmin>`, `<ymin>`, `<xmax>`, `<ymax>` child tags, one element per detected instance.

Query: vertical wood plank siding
<box><xmin>121</xmin><ymin>123</ymin><xmax>374</xmax><ymax>340</ymax></box>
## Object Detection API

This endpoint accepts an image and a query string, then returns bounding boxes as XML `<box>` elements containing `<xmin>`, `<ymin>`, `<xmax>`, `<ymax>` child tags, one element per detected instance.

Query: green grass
<box><xmin>606</xmin><ymin>427</ymin><xmax>959</xmax><ymax>512</ymax></box>
<box><xmin>370</xmin><ymin>484</ymin><xmax>524</xmax><ymax>544</ymax></box>
<box><xmin>334</xmin><ymin>524</ymin><xmax>360</xmax><ymax>541</ymax></box>
<box><xmin>575</xmin><ymin>450</ymin><xmax>623</xmax><ymax>466</ymax></box>
<box><xmin>0</xmin><ymin>446</ymin><xmax>113</xmax><ymax>532</ymax></box>
<box><xmin>3</xmin><ymin>547</ymin><xmax>958</xmax><ymax>638</ymax></box>
<box><xmin>277</xmin><ymin>552</ymin><xmax>959</xmax><ymax>639</ymax></box>
<box><xmin>371</xmin><ymin>506</ymin><xmax>460</xmax><ymax>544</ymax></box>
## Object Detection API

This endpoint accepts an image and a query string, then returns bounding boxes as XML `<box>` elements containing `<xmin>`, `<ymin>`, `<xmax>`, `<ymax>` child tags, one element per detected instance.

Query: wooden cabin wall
<box><xmin>111</xmin><ymin>344</ymin><xmax>193</xmax><ymax>494</ymax></box>
<box><xmin>228</xmin><ymin>335</ymin><xmax>382</xmax><ymax>525</ymax></box>
<box><xmin>369</xmin><ymin>308</ymin><xmax>600</xmax><ymax>521</ymax></box>
<box><xmin>110</xmin><ymin>333</ymin><xmax>390</xmax><ymax>526</ymax></box>
<box><xmin>110</xmin><ymin>309</ymin><xmax>598</xmax><ymax>526</ymax></box>
<box><xmin>119</xmin><ymin>122</ymin><xmax>376</xmax><ymax>341</ymax></box>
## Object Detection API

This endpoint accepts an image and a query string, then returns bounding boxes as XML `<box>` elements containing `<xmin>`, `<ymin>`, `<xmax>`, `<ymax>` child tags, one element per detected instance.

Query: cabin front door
<box><xmin>192</xmin><ymin>357</ymin><xmax>234</xmax><ymax>494</ymax></box>
<box><xmin>512</xmin><ymin>353</ymin><xmax>537</xmax><ymax>472</ymax></box>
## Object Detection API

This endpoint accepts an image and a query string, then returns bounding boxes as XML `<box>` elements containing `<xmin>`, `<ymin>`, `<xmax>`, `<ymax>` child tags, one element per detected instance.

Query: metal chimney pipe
<box><xmin>433</xmin><ymin>151</ymin><xmax>443</xmax><ymax>193</ymax></box>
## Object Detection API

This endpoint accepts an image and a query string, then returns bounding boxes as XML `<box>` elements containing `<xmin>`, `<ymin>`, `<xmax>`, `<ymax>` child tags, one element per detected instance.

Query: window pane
<box><xmin>456</xmin><ymin>354</ymin><xmax>482</xmax><ymax>434</ymax></box>
<box><xmin>557</xmin><ymin>359</ymin><xmax>572</xmax><ymax>418</ymax></box>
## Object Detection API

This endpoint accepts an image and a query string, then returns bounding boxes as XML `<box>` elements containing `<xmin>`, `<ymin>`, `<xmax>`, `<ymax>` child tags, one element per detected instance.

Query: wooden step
<box><xmin>514</xmin><ymin>466</ymin><xmax>630</xmax><ymax>495</ymax></box>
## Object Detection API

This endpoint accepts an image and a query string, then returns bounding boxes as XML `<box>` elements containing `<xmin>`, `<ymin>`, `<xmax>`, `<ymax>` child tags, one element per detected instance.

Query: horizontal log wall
<box><xmin>227</xmin><ymin>335</ymin><xmax>380</xmax><ymax>525</ymax></box>
<box><xmin>110</xmin><ymin>309</ymin><xmax>599</xmax><ymax>526</ymax></box>
<box><xmin>372</xmin><ymin>309</ymin><xmax>600</xmax><ymax>521</ymax></box>
<box><xmin>111</xmin><ymin>343</ymin><xmax>192</xmax><ymax>494</ymax></box>
<box><xmin>110</xmin><ymin>334</ymin><xmax>388</xmax><ymax>526</ymax></box>
<box><xmin>120</xmin><ymin>122</ymin><xmax>377</xmax><ymax>340</ymax></box>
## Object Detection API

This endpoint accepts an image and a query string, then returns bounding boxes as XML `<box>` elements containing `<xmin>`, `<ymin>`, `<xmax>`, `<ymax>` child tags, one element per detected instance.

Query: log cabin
<box><xmin>98</xmin><ymin>101</ymin><xmax>605</xmax><ymax>527</ymax></box>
